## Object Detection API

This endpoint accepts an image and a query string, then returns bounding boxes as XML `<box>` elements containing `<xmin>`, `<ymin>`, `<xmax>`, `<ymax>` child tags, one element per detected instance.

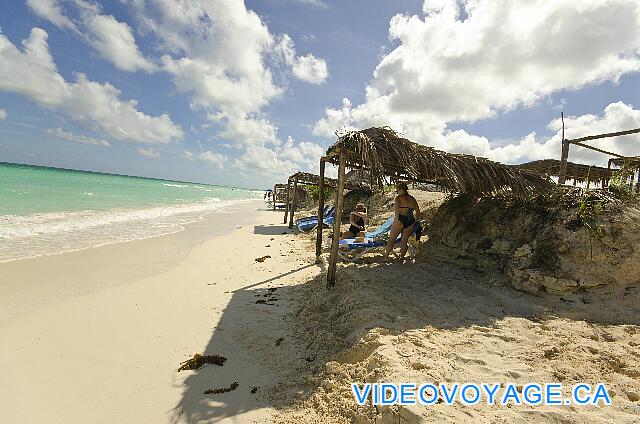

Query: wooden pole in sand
<box><xmin>283</xmin><ymin>179</ymin><xmax>290</xmax><ymax>224</ymax></box>
<box><xmin>272</xmin><ymin>185</ymin><xmax>276</xmax><ymax>210</ymax></box>
<box><xmin>327</xmin><ymin>149</ymin><xmax>346</xmax><ymax>288</ymax></box>
<box><xmin>288</xmin><ymin>175</ymin><xmax>298</xmax><ymax>228</ymax></box>
<box><xmin>315</xmin><ymin>158</ymin><xmax>326</xmax><ymax>261</ymax></box>
<box><xmin>558</xmin><ymin>112</ymin><xmax>570</xmax><ymax>185</ymax></box>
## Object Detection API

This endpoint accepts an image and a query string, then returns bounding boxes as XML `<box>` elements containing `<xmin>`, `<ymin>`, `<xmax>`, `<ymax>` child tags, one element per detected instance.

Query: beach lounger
<box><xmin>296</xmin><ymin>206</ymin><xmax>335</xmax><ymax>232</ymax></box>
<box><xmin>337</xmin><ymin>216</ymin><xmax>421</xmax><ymax>262</ymax></box>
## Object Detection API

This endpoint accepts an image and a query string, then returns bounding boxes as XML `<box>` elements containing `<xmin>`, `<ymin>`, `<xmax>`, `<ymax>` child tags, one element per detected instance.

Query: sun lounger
<box><xmin>296</xmin><ymin>206</ymin><xmax>335</xmax><ymax>232</ymax></box>
<box><xmin>337</xmin><ymin>216</ymin><xmax>421</xmax><ymax>262</ymax></box>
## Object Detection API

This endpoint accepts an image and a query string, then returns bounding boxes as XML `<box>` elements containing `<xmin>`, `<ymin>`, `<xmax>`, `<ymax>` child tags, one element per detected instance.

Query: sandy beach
<box><xmin>0</xmin><ymin>201</ymin><xmax>315</xmax><ymax>423</ymax></box>
<box><xmin>2</xmin><ymin>198</ymin><xmax>639</xmax><ymax>423</ymax></box>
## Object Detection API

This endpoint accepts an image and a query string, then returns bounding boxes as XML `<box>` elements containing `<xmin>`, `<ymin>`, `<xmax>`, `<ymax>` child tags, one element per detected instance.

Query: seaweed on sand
<box><xmin>178</xmin><ymin>353</ymin><xmax>227</xmax><ymax>371</ymax></box>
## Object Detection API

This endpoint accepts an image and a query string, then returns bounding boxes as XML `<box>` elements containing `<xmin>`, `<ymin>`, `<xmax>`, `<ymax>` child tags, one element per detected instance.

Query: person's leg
<box><xmin>384</xmin><ymin>222</ymin><xmax>403</xmax><ymax>258</ymax></box>
<box><xmin>399</xmin><ymin>224</ymin><xmax>415</xmax><ymax>260</ymax></box>
<box><xmin>340</xmin><ymin>230</ymin><xmax>355</xmax><ymax>240</ymax></box>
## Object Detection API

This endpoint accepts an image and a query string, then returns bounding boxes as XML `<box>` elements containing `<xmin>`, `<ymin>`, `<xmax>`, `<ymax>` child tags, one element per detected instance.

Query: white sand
<box><xmin>0</xmin><ymin>202</ymin><xmax>318</xmax><ymax>423</ymax></box>
<box><xmin>2</xmin><ymin>199</ymin><xmax>639</xmax><ymax>423</ymax></box>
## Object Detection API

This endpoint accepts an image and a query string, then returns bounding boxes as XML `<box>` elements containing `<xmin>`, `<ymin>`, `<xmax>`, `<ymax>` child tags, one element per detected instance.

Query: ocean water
<box><xmin>0</xmin><ymin>162</ymin><xmax>260</xmax><ymax>262</ymax></box>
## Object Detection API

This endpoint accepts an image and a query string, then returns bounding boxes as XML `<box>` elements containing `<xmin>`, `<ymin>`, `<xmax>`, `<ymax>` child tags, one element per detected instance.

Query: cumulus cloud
<box><xmin>124</xmin><ymin>0</ymin><xmax>329</xmax><ymax>177</ymax></box>
<box><xmin>292</xmin><ymin>54</ymin><xmax>329</xmax><ymax>84</ymax></box>
<box><xmin>46</xmin><ymin>127</ymin><xmax>111</xmax><ymax>146</ymax></box>
<box><xmin>87</xmin><ymin>14</ymin><xmax>156</xmax><ymax>72</ymax></box>
<box><xmin>0</xmin><ymin>109</ymin><xmax>6</xmax><ymax>120</ymax></box>
<box><xmin>273</xmin><ymin>34</ymin><xmax>328</xmax><ymax>85</ymax></box>
<box><xmin>26</xmin><ymin>0</ymin><xmax>155</xmax><ymax>72</ymax></box>
<box><xmin>437</xmin><ymin>102</ymin><xmax>640</xmax><ymax>167</ymax></box>
<box><xmin>313</xmin><ymin>0</ymin><xmax>640</xmax><ymax>163</ymax></box>
<box><xmin>199</xmin><ymin>151</ymin><xmax>228</xmax><ymax>169</ymax></box>
<box><xmin>26</xmin><ymin>0</ymin><xmax>78</xmax><ymax>32</ymax></box>
<box><xmin>0</xmin><ymin>28</ymin><xmax>182</xmax><ymax>144</ymax></box>
<box><xmin>232</xmin><ymin>136</ymin><xmax>325</xmax><ymax>178</ymax></box>
<box><xmin>137</xmin><ymin>146</ymin><xmax>159</xmax><ymax>157</ymax></box>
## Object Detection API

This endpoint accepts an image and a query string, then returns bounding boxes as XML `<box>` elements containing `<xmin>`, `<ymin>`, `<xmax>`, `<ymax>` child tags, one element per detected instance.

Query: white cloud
<box><xmin>181</xmin><ymin>150</ymin><xmax>194</xmax><ymax>160</ymax></box>
<box><xmin>232</xmin><ymin>136</ymin><xmax>325</xmax><ymax>178</ymax></box>
<box><xmin>292</xmin><ymin>54</ymin><xmax>328</xmax><ymax>84</ymax></box>
<box><xmin>27</xmin><ymin>0</ymin><xmax>155</xmax><ymax>72</ymax></box>
<box><xmin>46</xmin><ymin>127</ymin><xmax>111</xmax><ymax>146</ymax></box>
<box><xmin>273</xmin><ymin>34</ymin><xmax>328</xmax><ymax>84</ymax></box>
<box><xmin>123</xmin><ymin>0</ymin><xmax>329</xmax><ymax>177</ymax></box>
<box><xmin>0</xmin><ymin>109</ymin><xmax>6</xmax><ymax>120</ymax></box>
<box><xmin>0</xmin><ymin>28</ymin><xmax>182</xmax><ymax>144</ymax></box>
<box><xmin>290</xmin><ymin>0</ymin><xmax>328</xmax><ymax>9</ymax></box>
<box><xmin>313</xmin><ymin>0</ymin><xmax>640</xmax><ymax>163</ymax></box>
<box><xmin>198</xmin><ymin>151</ymin><xmax>228</xmax><ymax>169</ymax></box>
<box><xmin>26</xmin><ymin>0</ymin><xmax>78</xmax><ymax>32</ymax></box>
<box><xmin>137</xmin><ymin>146</ymin><xmax>159</xmax><ymax>157</ymax></box>
<box><xmin>434</xmin><ymin>102</ymin><xmax>640</xmax><ymax>167</ymax></box>
<box><xmin>87</xmin><ymin>14</ymin><xmax>156</xmax><ymax>72</ymax></box>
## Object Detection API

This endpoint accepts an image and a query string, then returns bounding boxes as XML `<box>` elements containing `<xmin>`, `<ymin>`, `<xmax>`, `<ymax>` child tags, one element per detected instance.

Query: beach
<box><xmin>0</xmin><ymin>201</ymin><xmax>302</xmax><ymax>423</ymax></box>
<box><xmin>2</xmin><ymin>197</ymin><xmax>639</xmax><ymax>423</ymax></box>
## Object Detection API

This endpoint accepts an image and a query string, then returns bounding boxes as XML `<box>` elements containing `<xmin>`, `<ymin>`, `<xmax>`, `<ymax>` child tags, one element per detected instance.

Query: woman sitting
<box><xmin>340</xmin><ymin>203</ymin><xmax>367</xmax><ymax>239</ymax></box>
<box><xmin>384</xmin><ymin>182</ymin><xmax>420</xmax><ymax>262</ymax></box>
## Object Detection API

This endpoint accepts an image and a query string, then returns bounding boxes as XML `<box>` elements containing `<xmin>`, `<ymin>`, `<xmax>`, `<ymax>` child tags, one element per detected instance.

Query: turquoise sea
<box><xmin>0</xmin><ymin>162</ymin><xmax>260</xmax><ymax>262</ymax></box>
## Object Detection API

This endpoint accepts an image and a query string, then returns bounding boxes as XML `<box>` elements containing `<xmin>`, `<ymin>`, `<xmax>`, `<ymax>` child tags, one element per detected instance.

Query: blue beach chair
<box><xmin>296</xmin><ymin>206</ymin><xmax>335</xmax><ymax>232</ymax></box>
<box><xmin>338</xmin><ymin>216</ymin><xmax>421</xmax><ymax>262</ymax></box>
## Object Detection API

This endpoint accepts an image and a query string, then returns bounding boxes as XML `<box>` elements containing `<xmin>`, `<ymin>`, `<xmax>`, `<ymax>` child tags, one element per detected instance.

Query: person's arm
<box><xmin>349</xmin><ymin>213</ymin><xmax>359</xmax><ymax>227</ymax></box>
<box><xmin>394</xmin><ymin>196</ymin><xmax>400</xmax><ymax>224</ymax></box>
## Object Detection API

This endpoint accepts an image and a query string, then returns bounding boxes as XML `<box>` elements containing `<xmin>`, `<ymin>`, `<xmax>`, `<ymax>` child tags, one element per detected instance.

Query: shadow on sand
<box><xmin>171</xmin><ymin>244</ymin><xmax>640</xmax><ymax>423</ymax></box>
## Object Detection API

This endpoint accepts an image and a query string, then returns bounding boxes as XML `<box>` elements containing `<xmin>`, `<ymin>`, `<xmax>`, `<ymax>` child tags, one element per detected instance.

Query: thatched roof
<box><xmin>610</xmin><ymin>157</ymin><xmax>640</xmax><ymax>168</ymax></box>
<box><xmin>515</xmin><ymin>159</ymin><xmax>611</xmax><ymax>184</ymax></box>
<box><xmin>287</xmin><ymin>171</ymin><xmax>369</xmax><ymax>191</ymax></box>
<box><xmin>274</xmin><ymin>183</ymin><xmax>287</xmax><ymax>190</ymax></box>
<box><xmin>325</xmin><ymin>127</ymin><xmax>551</xmax><ymax>197</ymax></box>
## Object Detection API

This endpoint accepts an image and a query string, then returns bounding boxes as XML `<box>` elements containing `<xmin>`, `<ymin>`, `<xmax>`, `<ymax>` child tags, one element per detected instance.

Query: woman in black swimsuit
<box><xmin>340</xmin><ymin>203</ymin><xmax>367</xmax><ymax>239</ymax></box>
<box><xmin>384</xmin><ymin>182</ymin><xmax>420</xmax><ymax>262</ymax></box>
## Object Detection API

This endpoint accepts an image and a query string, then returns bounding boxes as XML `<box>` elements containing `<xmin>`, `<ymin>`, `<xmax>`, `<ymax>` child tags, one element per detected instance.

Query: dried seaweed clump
<box><xmin>178</xmin><ymin>353</ymin><xmax>226</xmax><ymax>371</ymax></box>
<box><xmin>204</xmin><ymin>382</ymin><xmax>239</xmax><ymax>395</ymax></box>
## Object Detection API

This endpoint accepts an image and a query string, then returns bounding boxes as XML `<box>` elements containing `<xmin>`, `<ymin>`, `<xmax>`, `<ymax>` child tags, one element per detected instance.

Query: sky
<box><xmin>0</xmin><ymin>0</ymin><xmax>639</xmax><ymax>189</ymax></box>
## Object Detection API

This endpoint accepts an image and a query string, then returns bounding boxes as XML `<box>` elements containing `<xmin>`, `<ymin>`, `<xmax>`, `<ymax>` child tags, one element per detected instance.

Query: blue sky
<box><xmin>1</xmin><ymin>0</ymin><xmax>639</xmax><ymax>189</ymax></box>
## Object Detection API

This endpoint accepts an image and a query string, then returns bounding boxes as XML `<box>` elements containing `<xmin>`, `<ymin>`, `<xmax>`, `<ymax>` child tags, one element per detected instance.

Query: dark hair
<box><xmin>396</xmin><ymin>181</ymin><xmax>409</xmax><ymax>192</ymax></box>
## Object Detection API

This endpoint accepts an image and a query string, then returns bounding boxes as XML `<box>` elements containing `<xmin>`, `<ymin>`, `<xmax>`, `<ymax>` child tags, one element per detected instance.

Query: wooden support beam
<box><xmin>288</xmin><ymin>176</ymin><xmax>298</xmax><ymax>229</ymax></box>
<box><xmin>315</xmin><ymin>159</ymin><xmax>326</xmax><ymax>261</ymax></box>
<box><xmin>327</xmin><ymin>150</ymin><xmax>346</xmax><ymax>288</ymax></box>
<box><xmin>570</xmin><ymin>140</ymin><xmax>625</xmax><ymax>158</ymax></box>
<box><xmin>272</xmin><ymin>185</ymin><xmax>276</xmax><ymax>211</ymax></box>
<box><xmin>283</xmin><ymin>180</ymin><xmax>291</xmax><ymax>224</ymax></box>
<box><xmin>567</xmin><ymin>127</ymin><xmax>640</xmax><ymax>144</ymax></box>
<box><xmin>558</xmin><ymin>113</ymin><xmax>569</xmax><ymax>184</ymax></box>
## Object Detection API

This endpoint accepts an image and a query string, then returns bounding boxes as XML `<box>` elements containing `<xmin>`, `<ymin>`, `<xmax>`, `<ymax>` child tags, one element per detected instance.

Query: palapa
<box><xmin>516</xmin><ymin>159</ymin><xmax>611</xmax><ymax>185</ymax></box>
<box><xmin>320</xmin><ymin>127</ymin><xmax>552</xmax><ymax>288</ymax></box>
<box><xmin>284</xmin><ymin>171</ymin><xmax>370</xmax><ymax>228</ymax></box>
<box><xmin>324</xmin><ymin>127</ymin><xmax>551</xmax><ymax>197</ymax></box>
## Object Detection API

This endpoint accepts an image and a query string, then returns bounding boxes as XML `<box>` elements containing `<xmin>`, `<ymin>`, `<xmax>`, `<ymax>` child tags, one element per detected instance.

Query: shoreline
<box><xmin>0</xmin><ymin>201</ymin><xmax>315</xmax><ymax>423</ymax></box>
<box><xmin>0</xmin><ymin>200</ymin><xmax>265</xmax><ymax>322</ymax></box>
<box><xmin>0</xmin><ymin>197</ymin><xmax>261</xmax><ymax>264</ymax></box>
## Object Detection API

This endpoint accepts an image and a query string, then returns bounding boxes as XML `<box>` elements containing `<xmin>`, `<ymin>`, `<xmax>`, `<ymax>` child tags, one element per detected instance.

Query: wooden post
<box><xmin>586</xmin><ymin>167</ymin><xmax>592</xmax><ymax>190</ymax></box>
<box><xmin>606</xmin><ymin>159</ymin><xmax>613</xmax><ymax>188</ymax></box>
<box><xmin>327</xmin><ymin>150</ymin><xmax>346</xmax><ymax>288</ymax></box>
<box><xmin>315</xmin><ymin>159</ymin><xmax>326</xmax><ymax>261</ymax></box>
<box><xmin>558</xmin><ymin>112</ymin><xmax>570</xmax><ymax>184</ymax></box>
<box><xmin>283</xmin><ymin>179</ymin><xmax>290</xmax><ymax>224</ymax></box>
<box><xmin>288</xmin><ymin>176</ymin><xmax>298</xmax><ymax>228</ymax></box>
<box><xmin>272</xmin><ymin>185</ymin><xmax>276</xmax><ymax>210</ymax></box>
